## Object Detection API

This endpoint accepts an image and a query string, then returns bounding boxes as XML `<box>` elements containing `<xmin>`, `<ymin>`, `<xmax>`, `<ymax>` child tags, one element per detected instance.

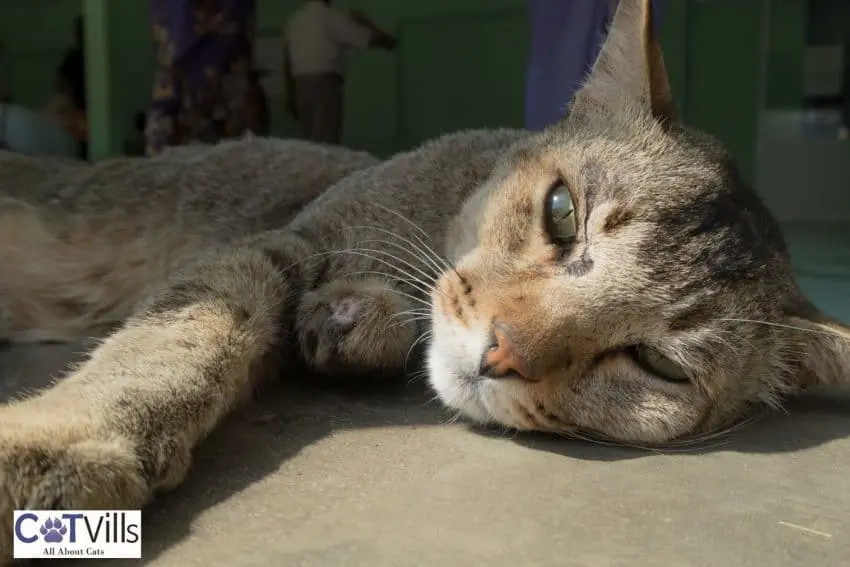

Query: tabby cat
<box><xmin>0</xmin><ymin>0</ymin><xmax>847</xmax><ymax>561</ymax></box>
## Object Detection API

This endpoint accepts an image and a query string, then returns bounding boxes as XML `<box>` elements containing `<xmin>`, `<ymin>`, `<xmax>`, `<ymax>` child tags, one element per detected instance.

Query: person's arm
<box><xmin>349</xmin><ymin>9</ymin><xmax>398</xmax><ymax>50</ymax></box>
<box><xmin>326</xmin><ymin>8</ymin><xmax>396</xmax><ymax>52</ymax></box>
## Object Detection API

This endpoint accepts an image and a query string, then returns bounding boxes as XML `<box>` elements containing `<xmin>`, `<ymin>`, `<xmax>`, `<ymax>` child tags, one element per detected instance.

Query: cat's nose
<box><xmin>479</xmin><ymin>325</ymin><xmax>532</xmax><ymax>381</ymax></box>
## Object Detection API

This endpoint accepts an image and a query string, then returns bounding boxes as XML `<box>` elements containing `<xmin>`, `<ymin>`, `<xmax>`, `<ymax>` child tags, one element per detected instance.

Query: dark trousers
<box><xmin>293</xmin><ymin>73</ymin><xmax>344</xmax><ymax>144</ymax></box>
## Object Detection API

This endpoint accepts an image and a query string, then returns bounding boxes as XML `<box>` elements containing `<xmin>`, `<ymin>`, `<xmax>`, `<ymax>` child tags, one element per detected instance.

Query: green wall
<box><xmin>0</xmin><ymin>0</ymin><xmax>813</xmax><ymax>184</ymax></box>
<box><xmin>0</xmin><ymin>1</ymin><xmax>84</xmax><ymax>110</ymax></box>
<box><xmin>684</xmin><ymin>0</ymin><xmax>766</xmax><ymax>183</ymax></box>
<box><xmin>1</xmin><ymin>0</ymin><xmax>533</xmax><ymax>159</ymax></box>
<box><xmin>0</xmin><ymin>0</ymin><xmax>153</xmax><ymax>157</ymax></box>
<box><xmin>764</xmin><ymin>0</ymin><xmax>807</xmax><ymax>110</ymax></box>
<box><xmin>259</xmin><ymin>0</ymin><xmax>531</xmax><ymax>157</ymax></box>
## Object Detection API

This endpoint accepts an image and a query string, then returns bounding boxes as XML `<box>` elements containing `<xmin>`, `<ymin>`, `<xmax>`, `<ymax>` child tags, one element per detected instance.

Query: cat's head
<box><xmin>427</xmin><ymin>0</ymin><xmax>850</xmax><ymax>445</ymax></box>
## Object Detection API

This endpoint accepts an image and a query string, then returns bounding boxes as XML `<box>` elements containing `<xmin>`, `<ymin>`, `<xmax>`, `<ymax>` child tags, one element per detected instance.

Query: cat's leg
<box><xmin>0</xmin><ymin>231</ymin><xmax>316</xmax><ymax>563</ymax></box>
<box><xmin>296</xmin><ymin>277</ymin><xmax>424</xmax><ymax>376</ymax></box>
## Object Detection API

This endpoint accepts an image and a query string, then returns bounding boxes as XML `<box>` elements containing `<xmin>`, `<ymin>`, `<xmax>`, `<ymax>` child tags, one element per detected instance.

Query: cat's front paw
<box><xmin>297</xmin><ymin>278</ymin><xmax>419</xmax><ymax>376</ymax></box>
<box><xmin>0</xmin><ymin>422</ymin><xmax>148</xmax><ymax>564</ymax></box>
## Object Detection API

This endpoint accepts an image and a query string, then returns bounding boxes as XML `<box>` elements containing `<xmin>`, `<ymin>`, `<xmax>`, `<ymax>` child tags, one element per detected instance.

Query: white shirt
<box><xmin>284</xmin><ymin>1</ymin><xmax>372</xmax><ymax>77</ymax></box>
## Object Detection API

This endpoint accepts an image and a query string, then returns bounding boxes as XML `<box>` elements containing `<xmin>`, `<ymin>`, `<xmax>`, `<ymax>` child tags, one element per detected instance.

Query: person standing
<box><xmin>282</xmin><ymin>0</ymin><xmax>397</xmax><ymax>144</ymax></box>
<box><xmin>144</xmin><ymin>0</ymin><xmax>260</xmax><ymax>156</ymax></box>
<box><xmin>524</xmin><ymin>0</ymin><xmax>667</xmax><ymax>130</ymax></box>
<box><xmin>52</xmin><ymin>16</ymin><xmax>88</xmax><ymax>158</ymax></box>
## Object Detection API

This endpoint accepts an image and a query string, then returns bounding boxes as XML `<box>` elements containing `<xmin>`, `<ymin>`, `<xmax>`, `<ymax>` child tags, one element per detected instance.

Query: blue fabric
<box><xmin>524</xmin><ymin>0</ymin><xmax>667</xmax><ymax>130</ymax></box>
<box><xmin>0</xmin><ymin>104</ymin><xmax>78</xmax><ymax>157</ymax></box>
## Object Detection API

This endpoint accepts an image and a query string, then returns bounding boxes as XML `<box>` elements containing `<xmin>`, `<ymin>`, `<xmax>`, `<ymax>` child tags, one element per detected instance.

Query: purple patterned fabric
<box><xmin>144</xmin><ymin>0</ymin><xmax>258</xmax><ymax>156</ymax></box>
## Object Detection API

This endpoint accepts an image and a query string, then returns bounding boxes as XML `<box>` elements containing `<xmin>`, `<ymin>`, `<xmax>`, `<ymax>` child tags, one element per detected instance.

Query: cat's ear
<box><xmin>568</xmin><ymin>0</ymin><xmax>678</xmax><ymax>124</ymax></box>
<box><xmin>784</xmin><ymin>310</ymin><xmax>850</xmax><ymax>389</ymax></box>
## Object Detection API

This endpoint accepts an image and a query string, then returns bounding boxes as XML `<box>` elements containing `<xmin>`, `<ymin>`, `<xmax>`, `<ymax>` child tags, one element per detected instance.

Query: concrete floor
<box><xmin>2</xmin><ymin>224</ymin><xmax>850</xmax><ymax>567</ymax></box>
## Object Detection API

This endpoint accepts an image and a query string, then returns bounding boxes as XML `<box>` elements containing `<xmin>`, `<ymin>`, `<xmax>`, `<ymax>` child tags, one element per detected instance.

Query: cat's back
<box><xmin>0</xmin><ymin>138</ymin><xmax>379</xmax><ymax>340</ymax></box>
<box><xmin>2</xmin><ymin>136</ymin><xmax>377</xmax><ymax>240</ymax></box>
<box><xmin>289</xmin><ymin>128</ymin><xmax>529</xmax><ymax>250</ymax></box>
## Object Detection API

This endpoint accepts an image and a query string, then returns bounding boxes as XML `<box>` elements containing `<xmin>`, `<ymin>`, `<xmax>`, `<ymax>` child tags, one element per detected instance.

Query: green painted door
<box><xmin>395</xmin><ymin>8</ymin><xmax>529</xmax><ymax>152</ymax></box>
<box><xmin>684</xmin><ymin>0</ymin><xmax>767</xmax><ymax>184</ymax></box>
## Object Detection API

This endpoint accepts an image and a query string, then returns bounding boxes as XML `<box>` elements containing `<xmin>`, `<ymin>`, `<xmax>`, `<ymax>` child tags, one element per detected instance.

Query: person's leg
<box><xmin>294</xmin><ymin>76</ymin><xmax>319</xmax><ymax>141</ymax></box>
<box><xmin>145</xmin><ymin>0</ymin><xmax>197</xmax><ymax>155</ymax></box>
<box><xmin>312</xmin><ymin>75</ymin><xmax>343</xmax><ymax>145</ymax></box>
<box><xmin>524</xmin><ymin>0</ymin><xmax>667</xmax><ymax>131</ymax></box>
<box><xmin>296</xmin><ymin>74</ymin><xmax>343</xmax><ymax>145</ymax></box>
<box><xmin>217</xmin><ymin>0</ymin><xmax>258</xmax><ymax>140</ymax></box>
<box><xmin>145</xmin><ymin>70</ymin><xmax>180</xmax><ymax>156</ymax></box>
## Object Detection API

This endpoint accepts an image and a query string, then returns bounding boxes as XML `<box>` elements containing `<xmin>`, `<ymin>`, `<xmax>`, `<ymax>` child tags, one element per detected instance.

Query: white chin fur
<box><xmin>426</xmin><ymin>312</ymin><xmax>492</xmax><ymax>424</ymax></box>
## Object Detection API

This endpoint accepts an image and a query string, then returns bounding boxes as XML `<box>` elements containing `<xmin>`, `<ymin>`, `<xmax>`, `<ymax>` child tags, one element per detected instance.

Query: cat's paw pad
<box><xmin>327</xmin><ymin>296</ymin><xmax>369</xmax><ymax>330</ymax></box>
<box><xmin>39</xmin><ymin>518</ymin><xmax>68</xmax><ymax>543</ymax></box>
<box><xmin>297</xmin><ymin>279</ymin><xmax>417</xmax><ymax>376</ymax></box>
<box><xmin>299</xmin><ymin>292</ymin><xmax>376</xmax><ymax>369</ymax></box>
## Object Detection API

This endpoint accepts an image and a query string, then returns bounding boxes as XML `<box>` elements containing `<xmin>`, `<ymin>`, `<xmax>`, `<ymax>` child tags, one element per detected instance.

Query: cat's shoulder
<box><xmin>333</xmin><ymin>128</ymin><xmax>529</xmax><ymax>188</ymax></box>
<box><xmin>414</xmin><ymin>128</ymin><xmax>530</xmax><ymax>165</ymax></box>
<box><xmin>291</xmin><ymin>128</ymin><xmax>530</xmax><ymax>217</ymax></box>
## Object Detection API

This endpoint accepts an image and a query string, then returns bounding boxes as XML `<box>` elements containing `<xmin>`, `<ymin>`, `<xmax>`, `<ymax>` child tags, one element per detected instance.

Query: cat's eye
<box><xmin>545</xmin><ymin>182</ymin><xmax>577</xmax><ymax>244</ymax></box>
<box><xmin>632</xmin><ymin>345</ymin><xmax>690</xmax><ymax>383</ymax></box>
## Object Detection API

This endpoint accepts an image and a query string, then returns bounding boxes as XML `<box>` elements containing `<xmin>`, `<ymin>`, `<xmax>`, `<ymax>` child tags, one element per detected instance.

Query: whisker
<box><xmin>370</xmin><ymin>203</ymin><xmax>432</xmax><ymax>240</ymax></box>
<box><xmin>407</xmin><ymin>368</ymin><xmax>433</xmax><ymax>387</ymax></box>
<box><xmin>388</xmin><ymin>318</ymin><xmax>428</xmax><ymax>332</ymax></box>
<box><xmin>338</xmin><ymin>223</ymin><xmax>448</xmax><ymax>279</ymax></box>
<box><xmin>328</xmin><ymin>251</ymin><xmax>437</xmax><ymax>301</ymax></box>
<box><xmin>369</xmin><ymin>204</ymin><xmax>462</xmax><ymax>277</ymax></box>
<box><xmin>713</xmin><ymin>328</ymin><xmax>757</xmax><ymax>355</ymax></box>
<box><xmin>333</xmin><ymin>269</ymin><xmax>432</xmax><ymax>308</ymax></box>
<box><xmin>549</xmin><ymin>404</ymin><xmax>768</xmax><ymax>454</ymax></box>
<box><xmin>719</xmin><ymin>317</ymin><xmax>847</xmax><ymax>339</ymax></box>
<box><xmin>353</xmin><ymin>243</ymin><xmax>441</xmax><ymax>288</ymax></box>
<box><xmin>405</xmin><ymin>330</ymin><xmax>433</xmax><ymax>371</ymax></box>
<box><xmin>393</xmin><ymin>309</ymin><xmax>431</xmax><ymax>318</ymax></box>
<box><xmin>358</xmin><ymin>237</ymin><xmax>444</xmax><ymax>282</ymax></box>
<box><xmin>369</xmin><ymin>205</ymin><xmax>454</xmax><ymax>266</ymax></box>
<box><xmin>443</xmin><ymin>409</ymin><xmax>466</xmax><ymax>426</ymax></box>
<box><xmin>331</xmin><ymin>248</ymin><xmax>446</xmax><ymax>301</ymax></box>
<box><xmin>392</xmin><ymin>316</ymin><xmax>431</xmax><ymax>327</ymax></box>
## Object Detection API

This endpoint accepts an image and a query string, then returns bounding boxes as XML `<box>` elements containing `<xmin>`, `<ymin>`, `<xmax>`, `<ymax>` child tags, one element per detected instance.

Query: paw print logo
<box><xmin>39</xmin><ymin>517</ymin><xmax>68</xmax><ymax>543</ymax></box>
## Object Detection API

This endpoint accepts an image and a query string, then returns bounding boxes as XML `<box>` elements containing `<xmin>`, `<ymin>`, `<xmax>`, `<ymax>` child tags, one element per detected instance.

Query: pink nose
<box><xmin>479</xmin><ymin>326</ymin><xmax>532</xmax><ymax>380</ymax></box>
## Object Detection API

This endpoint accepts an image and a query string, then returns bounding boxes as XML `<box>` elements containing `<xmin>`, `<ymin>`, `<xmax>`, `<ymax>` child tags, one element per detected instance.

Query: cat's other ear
<box><xmin>568</xmin><ymin>0</ymin><xmax>678</xmax><ymax>124</ymax></box>
<box><xmin>785</xmin><ymin>309</ymin><xmax>850</xmax><ymax>389</ymax></box>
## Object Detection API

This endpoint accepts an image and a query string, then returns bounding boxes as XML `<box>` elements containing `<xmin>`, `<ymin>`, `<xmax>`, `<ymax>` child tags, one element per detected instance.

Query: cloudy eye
<box><xmin>632</xmin><ymin>345</ymin><xmax>690</xmax><ymax>383</ymax></box>
<box><xmin>545</xmin><ymin>182</ymin><xmax>577</xmax><ymax>244</ymax></box>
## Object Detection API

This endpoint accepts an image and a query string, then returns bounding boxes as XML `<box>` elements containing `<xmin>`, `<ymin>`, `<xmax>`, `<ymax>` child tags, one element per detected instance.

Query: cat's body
<box><xmin>0</xmin><ymin>138</ymin><xmax>379</xmax><ymax>342</ymax></box>
<box><xmin>0</xmin><ymin>1</ymin><xmax>848</xmax><ymax>563</ymax></box>
<box><xmin>0</xmin><ymin>128</ymin><xmax>530</xmax><ymax>559</ymax></box>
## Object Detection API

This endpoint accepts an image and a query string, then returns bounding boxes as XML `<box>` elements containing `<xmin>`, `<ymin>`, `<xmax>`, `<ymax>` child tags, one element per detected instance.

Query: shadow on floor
<box><xmin>2</xmin><ymin>343</ymin><xmax>849</xmax><ymax>565</ymax></box>
<box><xmin>135</xmin><ymin>384</ymin><xmax>850</xmax><ymax>564</ymax></box>
<box><xmin>508</xmin><ymin>390</ymin><xmax>850</xmax><ymax>460</ymax></box>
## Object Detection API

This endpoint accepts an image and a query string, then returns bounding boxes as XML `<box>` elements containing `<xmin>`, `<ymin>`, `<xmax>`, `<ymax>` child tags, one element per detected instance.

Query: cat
<box><xmin>0</xmin><ymin>0</ymin><xmax>848</xmax><ymax>561</ymax></box>
<box><xmin>0</xmin><ymin>138</ymin><xmax>378</xmax><ymax>343</ymax></box>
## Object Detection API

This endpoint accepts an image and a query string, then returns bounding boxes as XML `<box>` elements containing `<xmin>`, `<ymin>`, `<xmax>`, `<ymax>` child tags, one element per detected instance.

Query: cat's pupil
<box><xmin>551</xmin><ymin>194</ymin><xmax>570</xmax><ymax>217</ymax></box>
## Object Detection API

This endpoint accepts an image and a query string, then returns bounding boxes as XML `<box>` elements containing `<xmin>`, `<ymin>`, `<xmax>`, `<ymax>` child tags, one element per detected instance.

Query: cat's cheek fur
<box><xmin>569</xmin><ymin>369</ymin><xmax>708</xmax><ymax>444</ymax></box>
<box><xmin>444</xmin><ymin>184</ymin><xmax>489</xmax><ymax>265</ymax></box>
